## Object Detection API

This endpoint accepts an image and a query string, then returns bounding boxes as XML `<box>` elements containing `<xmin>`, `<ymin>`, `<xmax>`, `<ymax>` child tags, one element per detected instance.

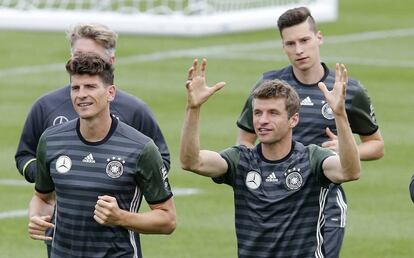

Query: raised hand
<box><xmin>318</xmin><ymin>63</ymin><xmax>348</xmax><ymax>116</ymax></box>
<box><xmin>185</xmin><ymin>58</ymin><xmax>226</xmax><ymax>108</ymax></box>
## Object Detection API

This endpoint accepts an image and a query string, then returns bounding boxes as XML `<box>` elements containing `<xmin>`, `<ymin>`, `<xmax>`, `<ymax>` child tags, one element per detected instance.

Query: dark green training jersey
<box><xmin>237</xmin><ymin>63</ymin><xmax>378</xmax><ymax>228</ymax></box>
<box><xmin>35</xmin><ymin>117</ymin><xmax>172</xmax><ymax>258</ymax></box>
<box><xmin>214</xmin><ymin>142</ymin><xmax>333</xmax><ymax>258</ymax></box>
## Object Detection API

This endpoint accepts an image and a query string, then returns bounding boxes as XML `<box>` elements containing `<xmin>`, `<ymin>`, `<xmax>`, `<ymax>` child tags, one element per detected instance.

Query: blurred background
<box><xmin>0</xmin><ymin>0</ymin><xmax>413</xmax><ymax>257</ymax></box>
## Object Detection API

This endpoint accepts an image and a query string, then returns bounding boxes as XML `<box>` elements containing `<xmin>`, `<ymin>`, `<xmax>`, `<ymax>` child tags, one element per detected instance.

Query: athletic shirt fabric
<box><xmin>35</xmin><ymin>117</ymin><xmax>172</xmax><ymax>258</ymax></box>
<box><xmin>236</xmin><ymin>63</ymin><xmax>378</xmax><ymax>228</ymax></box>
<box><xmin>214</xmin><ymin>142</ymin><xmax>333</xmax><ymax>258</ymax></box>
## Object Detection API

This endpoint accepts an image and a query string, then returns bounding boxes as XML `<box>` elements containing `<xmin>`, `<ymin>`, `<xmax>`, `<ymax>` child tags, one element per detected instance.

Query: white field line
<box><xmin>0</xmin><ymin>184</ymin><xmax>200</xmax><ymax>219</ymax></box>
<box><xmin>205</xmin><ymin>52</ymin><xmax>414</xmax><ymax>68</ymax></box>
<box><xmin>0</xmin><ymin>27</ymin><xmax>413</xmax><ymax>78</ymax></box>
<box><xmin>0</xmin><ymin>179</ymin><xmax>31</xmax><ymax>186</ymax></box>
<box><xmin>0</xmin><ymin>209</ymin><xmax>27</xmax><ymax>219</ymax></box>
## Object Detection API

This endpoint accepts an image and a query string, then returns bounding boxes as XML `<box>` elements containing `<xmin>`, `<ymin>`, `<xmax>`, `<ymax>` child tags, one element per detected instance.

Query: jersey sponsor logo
<box><xmin>300</xmin><ymin>96</ymin><xmax>314</xmax><ymax>106</ymax></box>
<box><xmin>55</xmin><ymin>155</ymin><xmax>72</xmax><ymax>174</ymax></box>
<box><xmin>52</xmin><ymin>116</ymin><xmax>69</xmax><ymax>125</ymax></box>
<box><xmin>321</xmin><ymin>102</ymin><xmax>334</xmax><ymax>120</ymax></box>
<box><xmin>245</xmin><ymin>171</ymin><xmax>262</xmax><ymax>190</ymax></box>
<box><xmin>284</xmin><ymin>167</ymin><xmax>303</xmax><ymax>190</ymax></box>
<box><xmin>105</xmin><ymin>157</ymin><xmax>125</xmax><ymax>178</ymax></box>
<box><xmin>265</xmin><ymin>172</ymin><xmax>278</xmax><ymax>183</ymax></box>
<box><xmin>82</xmin><ymin>153</ymin><xmax>96</xmax><ymax>163</ymax></box>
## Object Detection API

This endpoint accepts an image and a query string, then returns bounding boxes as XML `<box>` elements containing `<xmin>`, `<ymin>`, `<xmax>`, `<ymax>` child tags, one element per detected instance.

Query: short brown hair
<box><xmin>67</xmin><ymin>23</ymin><xmax>117</xmax><ymax>56</ymax></box>
<box><xmin>277</xmin><ymin>7</ymin><xmax>317</xmax><ymax>35</ymax></box>
<box><xmin>65</xmin><ymin>52</ymin><xmax>114</xmax><ymax>85</ymax></box>
<box><xmin>252</xmin><ymin>79</ymin><xmax>300</xmax><ymax>118</ymax></box>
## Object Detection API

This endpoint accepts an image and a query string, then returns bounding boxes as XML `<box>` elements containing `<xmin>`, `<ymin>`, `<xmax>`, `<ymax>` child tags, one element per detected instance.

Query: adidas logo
<box><xmin>265</xmin><ymin>172</ymin><xmax>278</xmax><ymax>183</ymax></box>
<box><xmin>82</xmin><ymin>153</ymin><xmax>96</xmax><ymax>163</ymax></box>
<box><xmin>300</xmin><ymin>96</ymin><xmax>314</xmax><ymax>106</ymax></box>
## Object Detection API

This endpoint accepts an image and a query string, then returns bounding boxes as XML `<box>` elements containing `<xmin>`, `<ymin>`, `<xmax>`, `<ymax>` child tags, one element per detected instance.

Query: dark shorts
<box><xmin>324</xmin><ymin>227</ymin><xmax>345</xmax><ymax>258</ymax></box>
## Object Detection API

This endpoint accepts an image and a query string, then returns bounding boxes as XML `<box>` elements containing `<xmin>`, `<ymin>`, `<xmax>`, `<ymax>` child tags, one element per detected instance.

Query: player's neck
<box><xmin>293</xmin><ymin>63</ymin><xmax>324</xmax><ymax>85</ymax></box>
<box><xmin>79</xmin><ymin>110</ymin><xmax>112</xmax><ymax>142</ymax></box>
<box><xmin>260</xmin><ymin>135</ymin><xmax>293</xmax><ymax>161</ymax></box>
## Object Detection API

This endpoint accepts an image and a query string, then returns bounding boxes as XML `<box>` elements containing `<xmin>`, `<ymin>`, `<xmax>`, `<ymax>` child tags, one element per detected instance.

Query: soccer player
<box><xmin>236</xmin><ymin>7</ymin><xmax>384</xmax><ymax>257</ymax></box>
<box><xmin>28</xmin><ymin>53</ymin><xmax>176</xmax><ymax>258</ymax></box>
<box><xmin>15</xmin><ymin>23</ymin><xmax>170</xmax><ymax>184</ymax></box>
<box><xmin>180</xmin><ymin>58</ymin><xmax>360</xmax><ymax>258</ymax></box>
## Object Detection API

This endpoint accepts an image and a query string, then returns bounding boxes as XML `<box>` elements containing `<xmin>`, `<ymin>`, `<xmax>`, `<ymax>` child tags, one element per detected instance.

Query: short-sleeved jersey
<box><xmin>16</xmin><ymin>85</ymin><xmax>170</xmax><ymax>182</ymax></box>
<box><xmin>237</xmin><ymin>63</ymin><xmax>379</xmax><ymax>227</ymax></box>
<box><xmin>35</xmin><ymin>117</ymin><xmax>172</xmax><ymax>258</ymax></box>
<box><xmin>214</xmin><ymin>142</ymin><xmax>333</xmax><ymax>258</ymax></box>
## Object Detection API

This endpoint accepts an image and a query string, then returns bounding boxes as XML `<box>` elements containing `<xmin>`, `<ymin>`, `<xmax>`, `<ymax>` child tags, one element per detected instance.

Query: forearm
<box><xmin>358</xmin><ymin>132</ymin><xmax>385</xmax><ymax>161</ymax></box>
<box><xmin>180</xmin><ymin>107</ymin><xmax>202</xmax><ymax>171</ymax></box>
<box><xmin>117</xmin><ymin>200</ymin><xmax>176</xmax><ymax>234</ymax></box>
<box><xmin>335</xmin><ymin>113</ymin><xmax>361</xmax><ymax>181</ymax></box>
<box><xmin>29</xmin><ymin>193</ymin><xmax>55</xmax><ymax>218</ymax></box>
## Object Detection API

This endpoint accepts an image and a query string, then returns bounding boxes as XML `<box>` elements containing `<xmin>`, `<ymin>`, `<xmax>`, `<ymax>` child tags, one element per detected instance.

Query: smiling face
<box><xmin>253</xmin><ymin>97</ymin><xmax>298</xmax><ymax>145</ymax></box>
<box><xmin>70</xmin><ymin>74</ymin><xmax>115</xmax><ymax>120</ymax></box>
<box><xmin>281</xmin><ymin>19</ymin><xmax>323</xmax><ymax>73</ymax></box>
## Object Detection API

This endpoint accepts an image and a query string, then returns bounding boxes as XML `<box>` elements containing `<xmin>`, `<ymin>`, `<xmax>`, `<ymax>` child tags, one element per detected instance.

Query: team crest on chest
<box><xmin>55</xmin><ymin>155</ymin><xmax>72</xmax><ymax>174</ymax></box>
<box><xmin>284</xmin><ymin>167</ymin><xmax>303</xmax><ymax>190</ymax></box>
<box><xmin>245</xmin><ymin>171</ymin><xmax>262</xmax><ymax>190</ymax></box>
<box><xmin>105</xmin><ymin>156</ymin><xmax>125</xmax><ymax>178</ymax></box>
<box><xmin>321</xmin><ymin>101</ymin><xmax>334</xmax><ymax>120</ymax></box>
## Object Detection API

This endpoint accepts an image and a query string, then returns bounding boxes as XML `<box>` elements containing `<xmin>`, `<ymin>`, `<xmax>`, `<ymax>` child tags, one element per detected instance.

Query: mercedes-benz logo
<box><xmin>53</xmin><ymin>116</ymin><xmax>69</xmax><ymax>125</ymax></box>
<box><xmin>245</xmin><ymin>171</ymin><xmax>262</xmax><ymax>190</ymax></box>
<box><xmin>55</xmin><ymin>155</ymin><xmax>72</xmax><ymax>173</ymax></box>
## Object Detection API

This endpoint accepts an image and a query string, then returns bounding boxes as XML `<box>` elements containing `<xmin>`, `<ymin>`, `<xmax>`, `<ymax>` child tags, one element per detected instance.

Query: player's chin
<box><xmin>78</xmin><ymin>113</ymin><xmax>94</xmax><ymax>120</ymax></box>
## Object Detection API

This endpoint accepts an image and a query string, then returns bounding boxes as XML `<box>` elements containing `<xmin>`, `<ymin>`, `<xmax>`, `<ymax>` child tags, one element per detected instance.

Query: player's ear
<box><xmin>289</xmin><ymin>113</ymin><xmax>299</xmax><ymax>128</ymax></box>
<box><xmin>107</xmin><ymin>85</ymin><xmax>116</xmax><ymax>102</ymax></box>
<box><xmin>316</xmin><ymin>30</ymin><xmax>323</xmax><ymax>45</ymax></box>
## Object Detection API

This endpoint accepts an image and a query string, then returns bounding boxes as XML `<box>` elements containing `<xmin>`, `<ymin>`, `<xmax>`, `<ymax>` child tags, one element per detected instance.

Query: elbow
<box><xmin>164</xmin><ymin>218</ymin><xmax>177</xmax><ymax>235</ymax></box>
<box><xmin>160</xmin><ymin>213</ymin><xmax>176</xmax><ymax>235</ymax></box>
<box><xmin>180</xmin><ymin>157</ymin><xmax>199</xmax><ymax>172</ymax></box>
<box><xmin>180</xmin><ymin>162</ymin><xmax>195</xmax><ymax>172</ymax></box>
<box><xmin>343</xmin><ymin>166</ymin><xmax>361</xmax><ymax>182</ymax></box>
<box><xmin>349</xmin><ymin>170</ymin><xmax>361</xmax><ymax>181</ymax></box>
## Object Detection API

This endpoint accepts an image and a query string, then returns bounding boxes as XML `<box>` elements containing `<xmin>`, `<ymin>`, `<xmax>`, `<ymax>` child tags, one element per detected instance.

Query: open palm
<box><xmin>185</xmin><ymin>58</ymin><xmax>225</xmax><ymax>108</ymax></box>
<box><xmin>318</xmin><ymin>63</ymin><xmax>348</xmax><ymax>115</ymax></box>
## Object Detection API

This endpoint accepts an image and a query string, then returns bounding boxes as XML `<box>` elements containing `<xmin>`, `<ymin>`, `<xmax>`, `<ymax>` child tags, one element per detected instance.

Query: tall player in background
<box><xmin>15</xmin><ymin>23</ymin><xmax>170</xmax><ymax>183</ymax></box>
<box><xmin>236</xmin><ymin>7</ymin><xmax>384</xmax><ymax>257</ymax></box>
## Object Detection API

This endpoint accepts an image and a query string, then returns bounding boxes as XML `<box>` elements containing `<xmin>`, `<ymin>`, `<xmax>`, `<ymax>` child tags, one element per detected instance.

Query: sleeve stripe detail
<box><xmin>22</xmin><ymin>158</ymin><xmax>36</xmax><ymax>177</ymax></box>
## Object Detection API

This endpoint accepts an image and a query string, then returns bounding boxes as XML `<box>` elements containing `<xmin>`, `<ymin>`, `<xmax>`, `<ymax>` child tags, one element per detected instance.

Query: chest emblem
<box><xmin>55</xmin><ymin>155</ymin><xmax>72</xmax><ymax>174</ymax></box>
<box><xmin>265</xmin><ymin>172</ymin><xmax>278</xmax><ymax>183</ymax></box>
<box><xmin>300</xmin><ymin>96</ymin><xmax>314</xmax><ymax>106</ymax></box>
<box><xmin>245</xmin><ymin>171</ymin><xmax>262</xmax><ymax>190</ymax></box>
<box><xmin>52</xmin><ymin>116</ymin><xmax>69</xmax><ymax>125</ymax></box>
<box><xmin>321</xmin><ymin>102</ymin><xmax>334</xmax><ymax>120</ymax></box>
<box><xmin>106</xmin><ymin>157</ymin><xmax>125</xmax><ymax>178</ymax></box>
<box><xmin>284</xmin><ymin>167</ymin><xmax>303</xmax><ymax>190</ymax></box>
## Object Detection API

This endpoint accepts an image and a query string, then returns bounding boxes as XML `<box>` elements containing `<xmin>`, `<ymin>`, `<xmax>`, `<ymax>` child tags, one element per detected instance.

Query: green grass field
<box><xmin>1</xmin><ymin>0</ymin><xmax>413</xmax><ymax>257</ymax></box>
